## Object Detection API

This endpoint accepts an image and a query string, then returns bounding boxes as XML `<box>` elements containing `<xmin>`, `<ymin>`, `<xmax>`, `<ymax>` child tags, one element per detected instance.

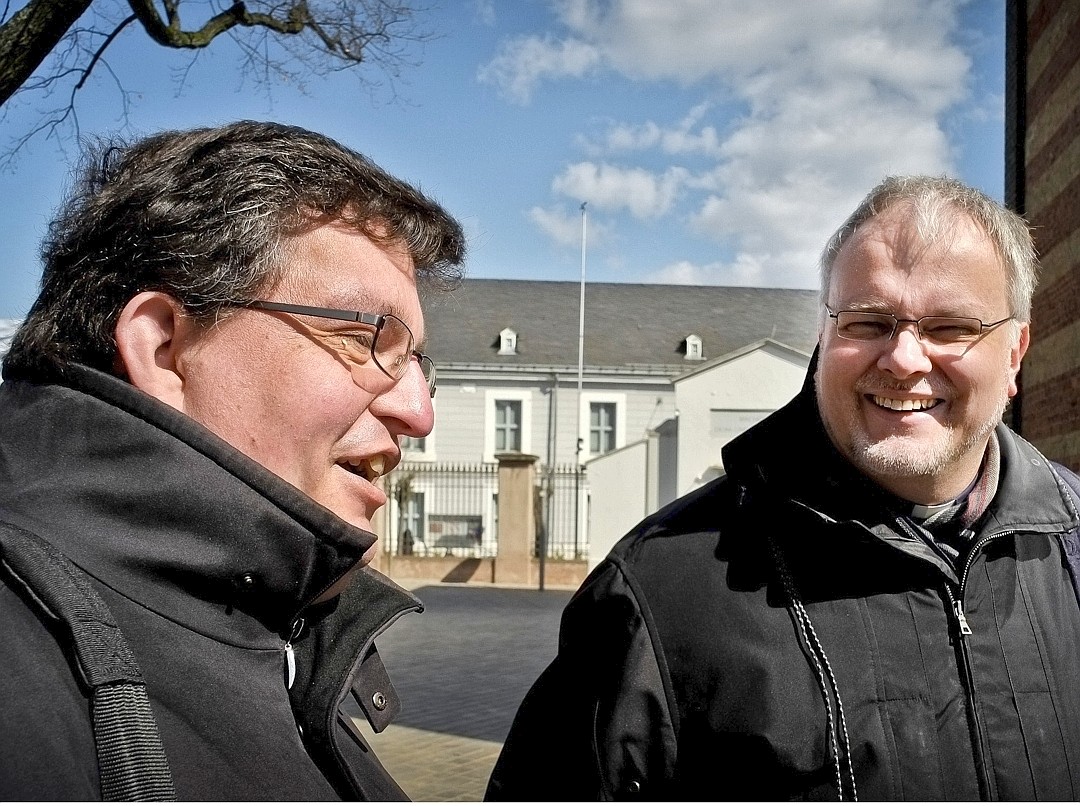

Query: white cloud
<box><xmin>487</xmin><ymin>0</ymin><xmax>977</xmax><ymax>288</ymax></box>
<box><xmin>598</xmin><ymin>104</ymin><xmax>724</xmax><ymax>158</ymax></box>
<box><xmin>551</xmin><ymin>162</ymin><xmax>688</xmax><ymax>219</ymax></box>
<box><xmin>477</xmin><ymin>34</ymin><xmax>600</xmax><ymax>104</ymax></box>
<box><xmin>648</xmin><ymin>249</ymin><xmax>821</xmax><ymax>291</ymax></box>
<box><xmin>529</xmin><ymin>205</ymin><xmax>610</xmax><ymax>248</ymax></box>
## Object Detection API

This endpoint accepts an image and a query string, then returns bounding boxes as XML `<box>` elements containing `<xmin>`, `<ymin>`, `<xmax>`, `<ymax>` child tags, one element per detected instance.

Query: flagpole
<box><xmin>574</xmin><ymin>202</ymin><xmax>587</xmax><ymax>557</ymax></box>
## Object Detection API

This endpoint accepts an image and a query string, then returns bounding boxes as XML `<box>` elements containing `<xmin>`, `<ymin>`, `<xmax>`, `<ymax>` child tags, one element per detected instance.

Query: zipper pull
<box><xmin>954</xmin><ymin>601</ymin><xmax>973</xmax><ymax>636</ymax></box>
<box><xmin>284</xmin><ymin>617</ymin><xmax>305</xmax><ymax>689</ymax></box>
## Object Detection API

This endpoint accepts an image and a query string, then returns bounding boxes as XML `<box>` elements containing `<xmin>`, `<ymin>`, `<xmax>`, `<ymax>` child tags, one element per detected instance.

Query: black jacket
<box><xmin>0</xmin><ymin>365</ymin><xmax>420</xmax><ymax>800</ymax></box>
<box><xmin>486</xmin><ymin>376</ymin><xmax>1080</xmax><ymax>801</ymax></box>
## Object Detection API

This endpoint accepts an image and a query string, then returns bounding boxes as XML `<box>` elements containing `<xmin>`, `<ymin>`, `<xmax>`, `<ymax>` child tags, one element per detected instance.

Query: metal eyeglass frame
<box><xmin>825</xmin><ymin>304</ymin><xmax>1013</xmax><ymax>347</ymax></box>
<box><xmin>239</xmin><ymin>300</ymin><xmax>436</xmax><ymax>397</ymax></box>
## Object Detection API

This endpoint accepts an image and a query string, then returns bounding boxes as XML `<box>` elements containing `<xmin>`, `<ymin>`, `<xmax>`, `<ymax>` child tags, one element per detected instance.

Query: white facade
<box><xmin>672</xmin><ymin>339</ymin><xmax>810</xmax><ymax>496</ymax></box>
<box><xmin>425</xmin><ymin>368</ymin><xmax>677</xmax><ymax>468</ymax></box>
<box><xmin>586</xmin><ymin>340</ymin><xmax>811</xmax><ymax>569</ymax></box>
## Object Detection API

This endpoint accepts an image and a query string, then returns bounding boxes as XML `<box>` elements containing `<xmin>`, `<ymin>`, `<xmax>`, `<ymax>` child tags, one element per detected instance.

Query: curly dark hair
<box><xmin>3</xmin><ymin>120</ymin><xmax>466</xmax><ymax>380</ymax></box>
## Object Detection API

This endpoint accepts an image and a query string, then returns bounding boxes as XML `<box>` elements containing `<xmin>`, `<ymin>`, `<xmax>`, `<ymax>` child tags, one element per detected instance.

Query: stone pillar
<box><xmin>494</xmin><ymin>452</ymin><xmax>539</xmax><ymax>586</ymax></box>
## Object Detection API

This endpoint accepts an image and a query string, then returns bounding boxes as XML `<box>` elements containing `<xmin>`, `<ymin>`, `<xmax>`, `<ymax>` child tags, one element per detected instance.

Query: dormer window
<box><xmin>499</xmin><ymin>327</ymin><xmax>518</xmax><ymax>355</ymax></box>
<box><xmin>685</xmin><ymin>334</ymin><xmax>704</xmax><ymax>361</ymax></box>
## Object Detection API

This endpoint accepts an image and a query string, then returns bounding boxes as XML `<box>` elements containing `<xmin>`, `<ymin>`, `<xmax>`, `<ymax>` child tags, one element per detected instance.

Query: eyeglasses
<box><xmin>826</xmin><ymin>305</ymin><xmax>1013</xmax><ymax>350</ymax></box>
<box><xmin>238</xmin><ymin>300</ymin><xmax>436</xmax><ymax>397</ymax></box>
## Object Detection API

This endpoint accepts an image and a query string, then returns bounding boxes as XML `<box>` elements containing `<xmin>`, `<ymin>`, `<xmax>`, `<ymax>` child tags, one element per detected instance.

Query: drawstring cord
<box><xmin>769</xmin><ymin>536</ymin><xmax>858</xmax><ymax>801</ymax></box>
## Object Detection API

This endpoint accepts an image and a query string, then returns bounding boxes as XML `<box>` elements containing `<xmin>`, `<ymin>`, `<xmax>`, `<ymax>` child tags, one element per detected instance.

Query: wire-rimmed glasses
<box><xmin>239</xmin><ymin>300</ymin><xmax>436</xmax><ymax>397</ymax></box>
<box><xmin>825</xmin><ymin>305</ymin><xmax>1013</xmax><ymax>352</ymax></box>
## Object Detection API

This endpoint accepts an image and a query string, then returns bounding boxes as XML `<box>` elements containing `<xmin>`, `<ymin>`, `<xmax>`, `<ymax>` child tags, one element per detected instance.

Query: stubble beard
<box><xmin>847</xmin><ymin>385</ymin><xmax>1010</xmax><ymax>481</ymax></box>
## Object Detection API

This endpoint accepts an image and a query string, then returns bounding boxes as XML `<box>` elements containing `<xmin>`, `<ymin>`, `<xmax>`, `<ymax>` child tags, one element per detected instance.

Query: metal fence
<box><xmin>536</xmin><ymin>463</ymin><xmax>588</xmax><ymax>560</ymax></box>
<box><xmin>384</xmin><ymin>461</ymin><xmax>588</xmax><ymax>560</ymax></box>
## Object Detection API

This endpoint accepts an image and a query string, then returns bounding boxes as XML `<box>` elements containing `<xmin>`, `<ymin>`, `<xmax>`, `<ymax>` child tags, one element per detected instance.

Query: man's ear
<box><xmin>114</xmin><ymin>291</ymin><xmax>192</xmax><ymax>408</ymax></box>
<box><xmin>1007</xmin><ymin>322</ymin><xmax>1031</xmax><ymax>399</ymax></box>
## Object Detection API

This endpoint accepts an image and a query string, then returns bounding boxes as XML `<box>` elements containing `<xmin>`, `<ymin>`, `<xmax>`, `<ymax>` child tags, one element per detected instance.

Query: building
<box><xmin>1006</xmin><ymin>0</ymin><xmax>1080</xmax><ymax>469</ymax></box>
<box><xmin>380</xmin><ymin>279</ymin><xmax>819</xmax><ymax>582</ymax></box>
<box><xmin>419</xmin><ymin>279</ymin><xmax>818</xmax><ymax>468</ymax></box>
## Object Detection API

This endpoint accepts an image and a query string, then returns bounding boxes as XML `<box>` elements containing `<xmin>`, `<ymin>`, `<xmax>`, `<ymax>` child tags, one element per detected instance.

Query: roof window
<box><xmin>684</xmin><ymin>334</ymin><xmax>704</xmax><ymax>361</ymax></box>
<box><xmin>498</xmin><ymin>328</ymin><xmax>518</xmax><ymax>355</ymax></box>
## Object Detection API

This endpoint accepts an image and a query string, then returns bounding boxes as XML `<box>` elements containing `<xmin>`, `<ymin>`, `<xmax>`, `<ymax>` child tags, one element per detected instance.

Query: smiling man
<box><xmin>0</xmin><ymin>121</ymin><xmax>465</xmax><ymax>800</ymax></box>
<box><xmin>487</xmin><ymin>176</ymin><xmax>1080</xmax><ymax>801</ymax></box>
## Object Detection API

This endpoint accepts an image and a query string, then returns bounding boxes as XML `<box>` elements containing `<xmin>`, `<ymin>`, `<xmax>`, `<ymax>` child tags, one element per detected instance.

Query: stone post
<box><xmin>494</xmin><ymin>452</ymin><xmax>539</xmax><ymax>586</ymax></box>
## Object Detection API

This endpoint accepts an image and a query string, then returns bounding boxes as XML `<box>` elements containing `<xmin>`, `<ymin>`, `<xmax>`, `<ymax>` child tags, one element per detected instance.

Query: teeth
<box><xmin>873</xmin><ymin>396</ymin><xmax>938</xmax><ymax>411</ymax></box>
<box><xmin>343</xmin><ymin>455</ymin><xmax>387</xmax><ymax>482</ymax></box>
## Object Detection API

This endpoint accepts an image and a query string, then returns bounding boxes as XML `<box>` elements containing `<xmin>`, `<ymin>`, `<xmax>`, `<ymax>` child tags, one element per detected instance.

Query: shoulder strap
<box><xmin>0</xmin><ymin>523</ymin><xmax>177</xmax><ymax>801</ymax></box>
<box><xmin>1050</xmin><ymin>462</ymin><xmax>1080</xmax><ymax>610</ymax></box>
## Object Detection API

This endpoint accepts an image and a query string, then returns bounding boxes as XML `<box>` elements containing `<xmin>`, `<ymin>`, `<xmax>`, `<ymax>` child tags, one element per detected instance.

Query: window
<box><xmin>401</xmin><ymin>436</ymin><xmax>427</xmax><ymax>453</ymax></box>
<box><xmin>498</xmin><ymin>328</ymin><xmax>518</xmax><ymax>355</ymax></box>
<box><xmin>578</xmin><ymin>392</ymin><xmax>625</xmax><ymax>460</ymax></box>
<box><xmin>485</xmin><ymin>389</ymin><xmax>532</xmax><ymax>461</ymax></box>
<box><xmin>399</xmin><ymin>492</ymin><xmax>425</xmax><ymax>554</ymax></box>
<box><xmin>495</xmin><ymin>399</ymin><xmax>522</xmax><ymax>452</ymax></box>
<box><xmin>685</xmin><ymin>334</ymin><xmax>704</xmax><ymax>360</ymax></box>
<box><xmin>590</xmin><ymin>402</ymin><xmax>616</xmax><ymax>455</ymax></box>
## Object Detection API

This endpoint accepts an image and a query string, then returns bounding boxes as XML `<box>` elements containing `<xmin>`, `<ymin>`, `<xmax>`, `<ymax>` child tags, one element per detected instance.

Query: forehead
<box><xmin>830</xmin><ymin>207</ymin><xmax>1007</xmax><ymax>307</ymax></box>
<box><xmin>275</xmin><ymin>221</ymin><xmax>419</xmax><ymax>317</ymax></box>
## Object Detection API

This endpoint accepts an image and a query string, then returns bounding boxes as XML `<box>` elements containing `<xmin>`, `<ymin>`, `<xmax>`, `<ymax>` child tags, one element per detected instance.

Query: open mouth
<box><xmin>871</xmin><ymin>395</ymin><xmax>941</xmax><ymax>412</ymax></box>
<box><xmin>339</xmin><ymin>454</ymin><xmax>387</xmax><ymax>483</ymax></box>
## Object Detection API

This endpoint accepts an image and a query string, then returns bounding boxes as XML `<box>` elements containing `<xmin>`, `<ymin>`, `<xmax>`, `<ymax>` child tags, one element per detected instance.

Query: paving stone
<box><xmin>354</xmin><ymin>582</ymin><xmax>574</xmax><ymax>801</ymax></box>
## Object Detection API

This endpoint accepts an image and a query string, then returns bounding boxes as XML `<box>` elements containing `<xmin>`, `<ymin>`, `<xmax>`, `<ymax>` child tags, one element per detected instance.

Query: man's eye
<box><xmin>922</xmin><ymin>319</ymin><xmax>981</xmax><ymax>341</ymax></box>
<box><xmin>340</xmin><ymin>332</ymin><xmax>375</xmax><ymax>353</ymax></box>
<box><xmin>839</xmin><ymin>317</ymin><xmax>892</xmax><ymax>339</ymax></box>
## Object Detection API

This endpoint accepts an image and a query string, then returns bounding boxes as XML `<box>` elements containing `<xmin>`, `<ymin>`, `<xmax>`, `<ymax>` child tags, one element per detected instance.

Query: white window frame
<box><xmin>578</xmin><ymin>392</ymin><xmax>626</xmax><ymax>461</ymax></box>
<box><xmin>485</xmin><ymin>389</ymin><xmax>532</xmax><ymax>461</ymax></box>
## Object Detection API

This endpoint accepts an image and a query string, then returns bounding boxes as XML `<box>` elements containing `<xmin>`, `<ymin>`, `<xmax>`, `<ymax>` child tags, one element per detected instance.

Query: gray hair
<box><xmin>819</xmin><ymin>175</ymin><xmax>1037</xmax><ymax>322</ymax></box>
<box><xmin>4</xmin><ymin>120</ymin><xmax>466</xmax><ymax>380</ymax></box>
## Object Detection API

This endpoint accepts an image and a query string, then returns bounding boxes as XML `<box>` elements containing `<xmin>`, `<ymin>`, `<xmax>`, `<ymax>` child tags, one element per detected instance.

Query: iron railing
<box><xmin>384</xmin><ymin>461</ymin><xmax>588</xmax><ymax>560</ymax></box>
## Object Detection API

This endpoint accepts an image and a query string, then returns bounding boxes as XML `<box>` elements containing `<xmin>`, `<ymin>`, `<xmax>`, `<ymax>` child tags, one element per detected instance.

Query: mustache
<box><xmin>853</xmin><ymin>374</ymin><xmax>954</xmax><ymax>398</ymax></box>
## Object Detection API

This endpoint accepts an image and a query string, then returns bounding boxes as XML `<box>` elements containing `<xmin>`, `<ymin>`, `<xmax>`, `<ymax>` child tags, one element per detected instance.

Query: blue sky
<box><xmin>0</xmin><ymin>0</ymin><xmax>1005</xmax><ymax>319</ymax></box>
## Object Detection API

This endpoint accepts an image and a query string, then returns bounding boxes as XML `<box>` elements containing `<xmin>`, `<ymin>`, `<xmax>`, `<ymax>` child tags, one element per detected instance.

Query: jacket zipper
<box><xmin>894</xmin><ymin>517</ymin><xmax>1013</xmax><ymax>800</ymax></box>
<box><xmin>954</xmin><ymin>527</ymin><xmax>1010</xmax><ymax>799</ymax></box>
<box><xmin>284</xmin><ymin>617</ymin><xmax>305</xmax><ymax>690</ymax></box>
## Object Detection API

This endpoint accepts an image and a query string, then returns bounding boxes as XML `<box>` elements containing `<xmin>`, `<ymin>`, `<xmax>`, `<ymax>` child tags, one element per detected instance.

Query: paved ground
<box><xmin>351</xmin><ymin>582</ymin><xmax>575</xmax><ymax>801</ymax></box>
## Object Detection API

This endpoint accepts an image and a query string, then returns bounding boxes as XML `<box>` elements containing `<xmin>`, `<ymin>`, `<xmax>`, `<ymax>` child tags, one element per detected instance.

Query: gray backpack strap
<box><xmin>0</xmin><ymin>523</ymin><xmax>177</xmax><ymax>801</ymax></box>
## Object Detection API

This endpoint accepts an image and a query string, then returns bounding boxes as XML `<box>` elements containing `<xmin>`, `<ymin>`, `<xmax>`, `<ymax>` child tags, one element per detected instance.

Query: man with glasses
<box><xmin>487</xmin><ymin>175</ymin><xmax>1080</xmax><ymax>801</ymax></box>
<box><xmin>0</xmin><ymin>121</ymin><xmax>464</xmax><ymax>799</ymax></box>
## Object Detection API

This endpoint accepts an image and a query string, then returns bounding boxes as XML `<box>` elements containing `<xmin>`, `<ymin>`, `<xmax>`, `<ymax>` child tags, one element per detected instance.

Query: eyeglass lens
<box><xmin>371</xmin><ymin>314</ymin><xmax>415</xmax><ymax>380</ymax></box>
<box><xmin>834</xmin><ymin>312</ymin><xmax>988</xmax><ymax>345</ymax></box>
<box><xmin>370</xmin><ymin>315</ymin><xmax>436</xmax><ymax>396</ymax></box>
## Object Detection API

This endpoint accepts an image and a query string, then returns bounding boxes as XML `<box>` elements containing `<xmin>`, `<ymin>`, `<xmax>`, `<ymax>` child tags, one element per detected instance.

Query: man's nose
<box><xmin>368</xmin><ymin>359</ymin><xmax>435</xmax><ymax>436</ymax></box>
<box><xmin>876</xmin><ymin>323</ymin><xmax>933</xmax><ymax>377</ymax></box>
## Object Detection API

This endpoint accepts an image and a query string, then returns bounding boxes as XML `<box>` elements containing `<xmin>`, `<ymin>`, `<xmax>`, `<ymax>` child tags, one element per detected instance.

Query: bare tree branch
<box><xmin>0</xmin><ymin>0</ymin><xmax>94</xmax><ymax>105</ymax></box>
<box><xmin>0</xmin><ymin>0</ymin><xmax>436</xmax><ymax>161</ymax></box>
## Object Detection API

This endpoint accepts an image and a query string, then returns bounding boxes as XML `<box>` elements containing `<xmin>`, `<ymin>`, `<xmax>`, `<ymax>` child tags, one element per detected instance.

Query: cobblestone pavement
<box><xmin>352</xmin><ymin>582</ymin><xmax>574</xmax><ymax>802</ymax></box>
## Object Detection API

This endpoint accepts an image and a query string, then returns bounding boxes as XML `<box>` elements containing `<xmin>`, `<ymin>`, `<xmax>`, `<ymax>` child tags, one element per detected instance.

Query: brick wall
<box><xmin>1009</xmin><ymin>0</ymin><xmax>1080</xmax><ymax>470</ymax></box>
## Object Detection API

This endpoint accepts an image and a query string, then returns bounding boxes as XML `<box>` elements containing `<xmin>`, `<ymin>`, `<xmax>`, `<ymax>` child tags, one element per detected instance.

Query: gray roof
<box><xmin>422</xmin><ymin>279</ymin><xmax>820</xmax><ymax>369</ymax></box>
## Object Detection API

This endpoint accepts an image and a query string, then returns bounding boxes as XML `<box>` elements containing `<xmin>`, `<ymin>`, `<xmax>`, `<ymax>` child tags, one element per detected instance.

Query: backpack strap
<box><xmin>1051</xmin><ymin>462</ymin><xmax>1080</xmax><ymax>611</ymax></box>
<box><xmin>0</xmin><ymin>523</ymin><xmax>176</xmax><ymax>801</ymax></box>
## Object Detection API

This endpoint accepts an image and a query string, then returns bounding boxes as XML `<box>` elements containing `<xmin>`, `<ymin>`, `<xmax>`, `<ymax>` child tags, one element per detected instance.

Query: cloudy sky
<box><xmin>0</xmin><ymin>0</ymin><xmax>1005</xmax><ymax>319</ymax></box>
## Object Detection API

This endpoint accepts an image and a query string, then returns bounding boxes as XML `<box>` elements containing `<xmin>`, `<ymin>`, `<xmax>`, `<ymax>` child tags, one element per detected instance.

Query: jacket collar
<box><xmin>0</xmin><ymin>364</ymin><xmax>384</xmax><ymax>640</ymax></box>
